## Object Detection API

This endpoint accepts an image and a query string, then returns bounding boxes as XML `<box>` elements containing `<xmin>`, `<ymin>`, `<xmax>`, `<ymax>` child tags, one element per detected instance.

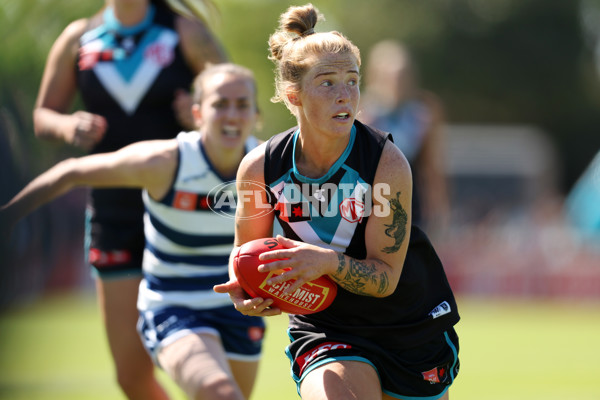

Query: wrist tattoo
<box><xmin>336</xmin><ymin>254</ymin><xmax>389</xmax><ymax>295</ymax></box>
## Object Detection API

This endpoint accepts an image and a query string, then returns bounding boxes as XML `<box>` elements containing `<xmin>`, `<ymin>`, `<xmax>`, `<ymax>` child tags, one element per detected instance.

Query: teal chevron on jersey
<box><xmin>79</xmin><ymin>4</ymin><xmax>179</xmax><ymax>114</ymax></box>
<box><xmin>268</xmin><ymin>125</ymin><xmax>375</xmax><ymax>250</ymax></box>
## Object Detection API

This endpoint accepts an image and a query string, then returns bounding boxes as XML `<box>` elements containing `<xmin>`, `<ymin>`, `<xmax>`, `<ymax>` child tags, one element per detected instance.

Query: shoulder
<box><xmin>238</xmin><ymin>142</ymin><xmax>268</xmax><ymax>182</ymax></box>
<box><xmin>355</xmin><ymin>120</ymin><xmax>392</xmax><ymax>141</ymax></box>
<box><xmin>174</xmin><ymin>14</ymin><xmax>205</xmax><ymax>34</ymax></box>
<box><xmin>52</xmin><ymin>18</ymin><xmax>92</xmax><ymax>53</ymax></box>
<box><xmin>175</xmin><ymin>15</ymin><xmax>227</xmax><ymax>72</ymax></box>
<box><xmin>176</xmin><ymin>130</ymin><xmax>201</xmax><ymax>145</ymax></box>
<box><xmin>122</xmin><ymin>138</ymin><xmax>179</xmax><ymax>165</ymax></box>
<box><xmin>63</xmin><ymin>18</ymin><xmax>92</xmax><ymax>39</ymax></box>
<box><xmin>265</xmin><ymin>127</ymin><xmax>297</xmax><ymax>153</ymax></box>
<box><xmin>376</xmin><ymin>139</ymin><xmax>411</xmax><ymax>187</ymax></box>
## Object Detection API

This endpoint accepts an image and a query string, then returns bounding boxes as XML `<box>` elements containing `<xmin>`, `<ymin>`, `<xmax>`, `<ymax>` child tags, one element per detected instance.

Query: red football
<box><xmin>233</xmin><ymin>237</ymin><xmax>337</xmax><ymax>315</ymax></box>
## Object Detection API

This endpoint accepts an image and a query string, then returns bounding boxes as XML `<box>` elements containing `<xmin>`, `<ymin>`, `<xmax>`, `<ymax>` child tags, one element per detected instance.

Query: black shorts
<box><xmin>286</xmin><ymin>326</ymin><xmax>460</xmax><ymax>399</ymax></box>
<box><xmin>85</xmin><ymin>208</ymin><xmax>145</xmax><ymax>279</ymax></box>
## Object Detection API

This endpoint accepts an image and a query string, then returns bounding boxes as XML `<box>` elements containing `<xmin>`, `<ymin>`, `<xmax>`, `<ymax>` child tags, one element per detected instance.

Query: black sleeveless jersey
<box><xmin>76</xmin><ymin>4</ymin><xmax>195</xmax><ymax>222</ymax></box>
<box><xmin>264</xmin><ymin>120</ymin><xmax>460</xmax><ymax>348</ymax></box>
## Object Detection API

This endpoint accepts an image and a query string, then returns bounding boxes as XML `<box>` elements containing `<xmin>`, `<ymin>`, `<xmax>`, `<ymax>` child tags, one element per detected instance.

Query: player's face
<box><xmin>295</xmin><ymin>52</ymin><xmax>360</xmax><ymax>139</ymax></box>
<box><xmin>199</xmin><ymin>73</ymin><xmax>258</xmax><ymax>149</ymax></box>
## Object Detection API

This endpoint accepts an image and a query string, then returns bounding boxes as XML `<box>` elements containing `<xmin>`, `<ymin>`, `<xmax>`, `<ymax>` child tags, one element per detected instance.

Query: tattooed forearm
<box><xmin>335</xmin><ymin>255</ymin><xmax>390</xmax><ymax>295</ymax></box>
<box><xmin>377</xmin><ymin>270</ymin><xmax>389</xmax><ymax>294</ymax></box>
<box><xmin>336</xmin><ymin>253</ymin><xmax>346</xmax><ymax>275</ymax></box>
<box><xmin>382</xmin><ymin>191</ymin><xmax>408</xmax><ymax>253</ymax></box>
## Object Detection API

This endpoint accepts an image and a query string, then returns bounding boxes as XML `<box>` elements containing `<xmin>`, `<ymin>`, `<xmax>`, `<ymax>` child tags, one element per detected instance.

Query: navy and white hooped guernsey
<box><xmin>139</xmin><ymin>131</ymin><xmax>259</xmax><ymax>315</ymax></box>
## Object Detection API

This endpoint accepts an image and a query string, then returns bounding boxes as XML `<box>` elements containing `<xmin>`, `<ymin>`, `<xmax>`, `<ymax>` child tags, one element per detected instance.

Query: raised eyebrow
<box><xmin>314</xmin><ymin>69</ymin><xmax>360</xmax><ymax>79</ymax></box>
<box><xmin>314</xmin><ymin>71</ymin><xmax>336</xmax><ymax>79</ymax></box>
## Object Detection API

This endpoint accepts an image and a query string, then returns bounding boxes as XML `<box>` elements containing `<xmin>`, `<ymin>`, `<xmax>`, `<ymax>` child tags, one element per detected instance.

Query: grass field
<box><xmin>0</xmin><ymin>291</ymin><xmax>599</xmax><ymax>400</ymax></box>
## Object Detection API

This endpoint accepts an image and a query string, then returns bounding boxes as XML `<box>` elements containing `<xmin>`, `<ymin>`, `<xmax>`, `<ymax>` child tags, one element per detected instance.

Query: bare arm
<box><xmin>33</xmin><ymin>19</ymin><xmax>108</xmax><ymax>151</ymax></box>
<box><xmin>334</xmin><ymin>141</ymin><xmax>412</xmax><ymax>296</ymax></box>
<box><xmin>213</xmin><ymin>144</ymin><xmax>282</xmax><ymax>315</ymax></box>
<box><xmin>0</xmin><ymin>140</ymin><xmax>178</xmax><ymax>230</ymax></box>
<box><xmin>171</xmin><ymin>16</ymin><xmax>228</xmax><ymax>130</ymax></box>
<box><xmin>176</xmin><ymin>16</ymin><xmax>228</xmax><ymax>74</ymax></box>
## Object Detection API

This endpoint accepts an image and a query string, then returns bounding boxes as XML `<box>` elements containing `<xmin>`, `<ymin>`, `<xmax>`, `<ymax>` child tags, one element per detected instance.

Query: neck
<box><xmin>108</xmin><ymin>0</ymin><xmax>150</xmax><ymax>26</ymax></box>
<box><xmin>201</xmin><ymin>137</ymin><xmax>246</xmax><ymax>179</ymax></box>
<box><xmin>295</xmin><ymin>131</ymin><xmax>349</xmax><ymax>179</ymax></box>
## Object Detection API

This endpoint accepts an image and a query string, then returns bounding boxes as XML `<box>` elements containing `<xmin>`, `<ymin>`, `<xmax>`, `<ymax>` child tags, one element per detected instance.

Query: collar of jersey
<box><xmin>103</xmin><ymin>4</ymin><xmax>155</xmax><ymax>36</ymax></box>
<box><xmin>291</xmin><ymin>124</ymin><xmax>356</xmax><ymax>184</ymax></box>
<box><xmin>197</xmin><ymin>131</ymin><xmax>249</xmax><ymax>182</ymax></box>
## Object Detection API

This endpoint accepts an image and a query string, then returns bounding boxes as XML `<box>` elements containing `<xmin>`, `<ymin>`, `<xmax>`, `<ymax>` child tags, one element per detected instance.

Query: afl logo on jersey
<box><xmin>144</xmin><ymin>43</ymin><xmax>174</xmax><ymax>67</ymax></box>
<box><xmin>339</xmin><ymin>197</ymin><xmax>364</xmax><ymax>223</ymax></box>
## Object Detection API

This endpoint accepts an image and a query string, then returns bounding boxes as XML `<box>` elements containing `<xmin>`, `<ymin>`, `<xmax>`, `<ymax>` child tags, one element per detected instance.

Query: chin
<box><xmin>221</xmin><ymin>135</ymin><xmax>244</xmax><ymax>148</ymax></box>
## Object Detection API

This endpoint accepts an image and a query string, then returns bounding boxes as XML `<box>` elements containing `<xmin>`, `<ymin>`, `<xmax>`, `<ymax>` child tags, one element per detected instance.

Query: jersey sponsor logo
<box><xmin>275</xmin><ymin>201</ymin><xmax>311</xmax><ymax>223</ymax></box>
<box><xmin>429</xmin><ymin>301</ymin><xmax>451</xmax><ymax>319</ymax></box>
<box><xmin>314</xmin><ymin>188</ymin><xmax>327</xmax><ymax>202</ymax></box>
<box><xmin>144</xmin><ymin>42</ymin><xmax>174</xmax><ymax>67</ymax></box>
<box><xmin>422</xmin><ymin>367</ymin><xmax>442</xmax><ymax>384</ymax></box>
<box><xmin>79</xmin><ymin>48</ymin><xmax>127</xmax><ymax>70</ymax></box>
<box><xmin>422</xmin><ymin>362</ymin><xmax>453</xmax><ymax>384</ymax></box>
<box><xmin>296</xmin><ymin>342</ymin><xmax>352</xmax><ymax>376</ymax></box>
<box><xmin>339</xmin><ymin>197</ymin><xmax>365</xmax><ymax>223</ymax></box>
<box><xmin>173</xmin><ymin>191</ymin><xmax>198</xmax><ymax>211</ymax></box>
<box><xmin>172</xmin><ymin>191</ymin><xmax>232</xmax><ymax>213</ymax></box>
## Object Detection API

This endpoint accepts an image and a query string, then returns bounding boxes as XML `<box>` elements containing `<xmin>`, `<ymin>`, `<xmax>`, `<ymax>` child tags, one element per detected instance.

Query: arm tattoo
<box><xmin>336</xmin><ymin>253</ymin><xmax>346</xmax><ymax>275</ymax></box>
<box><xmin>382</xmin><ymin>191</ymin><xmax>408</xmax><ymax>254</ymax></box>
<box><xmin>336</xmin><ymin>253</ymin><xmax>389</xmax><ymax>295</ymax></box>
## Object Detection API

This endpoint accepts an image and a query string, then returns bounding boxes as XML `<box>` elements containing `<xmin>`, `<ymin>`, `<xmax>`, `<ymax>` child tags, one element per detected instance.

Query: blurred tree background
<box><xmin>1</xmin><ymin>0</ymin><xmax>600</xmax><ymax>305</ymax></box>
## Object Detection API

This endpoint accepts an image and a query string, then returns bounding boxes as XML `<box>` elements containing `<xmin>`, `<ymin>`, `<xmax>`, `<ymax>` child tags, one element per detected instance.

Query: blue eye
<box><xmin>321</xmin><ymin>80</ymin><xmax>332</xmax><ymax>87</ymax></box>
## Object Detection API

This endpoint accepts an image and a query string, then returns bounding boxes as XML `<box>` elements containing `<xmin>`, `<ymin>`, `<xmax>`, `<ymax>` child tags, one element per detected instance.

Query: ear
<box><xmin>286</xmin><ymin>88</ymin><xmax>301</xmax><ymax>107</ymax></box>
<box><xmin>191</xmin><ymin>103</ymin><xmax>202</xmax><ymax>124</ymax></box>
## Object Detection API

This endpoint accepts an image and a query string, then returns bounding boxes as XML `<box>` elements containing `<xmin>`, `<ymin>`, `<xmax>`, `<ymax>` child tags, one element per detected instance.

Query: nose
<box><xmin>336</xmin><ymin>86</ymin><xmax>350</xmax><ymax>104</ymax></box>
<box><xmin>224</xmin><ymin>104</ymin><xmax>239</xmax><ymax>120</ymax></box>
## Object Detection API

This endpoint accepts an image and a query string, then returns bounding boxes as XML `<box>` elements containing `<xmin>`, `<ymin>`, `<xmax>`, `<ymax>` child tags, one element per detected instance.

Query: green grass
<box><xmin>0</xmin><ymin>293</ymin><xmax>599</xmax><ymax>399</ymax></box>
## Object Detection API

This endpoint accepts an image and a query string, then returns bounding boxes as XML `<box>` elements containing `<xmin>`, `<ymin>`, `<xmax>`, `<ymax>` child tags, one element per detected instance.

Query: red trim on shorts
<box><xmin>89</xmin><ymin>248</ymin><xmax>133</xmax><ymax>267</ymax></box>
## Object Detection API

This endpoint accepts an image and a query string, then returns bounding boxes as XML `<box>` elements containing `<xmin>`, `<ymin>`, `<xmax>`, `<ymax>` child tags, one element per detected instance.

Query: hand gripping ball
<box><xmin>232</xmin><ymin>237</ymin><xmax>337</xmax><ymax>315</ymax></box>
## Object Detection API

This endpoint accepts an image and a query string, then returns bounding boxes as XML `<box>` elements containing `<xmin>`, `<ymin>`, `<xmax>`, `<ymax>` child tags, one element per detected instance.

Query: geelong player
<box><xmin>3</xmin><ymin>63</ymin><xmax>264</xmax><ymax>400</ymax></box>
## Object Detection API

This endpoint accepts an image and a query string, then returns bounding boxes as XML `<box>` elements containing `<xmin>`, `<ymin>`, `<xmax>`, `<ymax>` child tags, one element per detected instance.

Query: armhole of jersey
<box><xmin>154</xmin><ymin>138</ymin><xmax>183</xmax><ymax>204</ymax></box>
<box><xmin>264</xmin><ymin>137</ymin><xmax>276</xmax><ymax>207</ymax></box>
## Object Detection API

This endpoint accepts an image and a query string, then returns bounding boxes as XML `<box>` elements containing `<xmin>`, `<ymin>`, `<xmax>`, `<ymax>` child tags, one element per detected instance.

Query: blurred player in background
<box><xmin>565</xmin><ymin>149</ymin><xmax>600</xmax><ymax>250</ymax></box>
<box><xmin>30</xmin><ymin>0</ymin><xmax>226</xmax><ymax>398</ymax></box>
<box><xmin>215</xmin><ymin>4</ymin><xmax>460</xmax><ymax>400</ymax></box>
<box><xmin>361</xmin><ymin>40</ymin><xmax>449</xmax><ymax>234</ymax></box>
<box><xmin>3</xmin><ymin>63</ymin><xmax>264</xmax><ymax>400</ymax></box>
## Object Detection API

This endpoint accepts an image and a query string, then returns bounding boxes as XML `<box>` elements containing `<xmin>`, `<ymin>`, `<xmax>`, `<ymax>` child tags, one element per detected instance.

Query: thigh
<box><xmin>229</xmin><ymin>359</ymin><xmax>259</xmax><ymax>399</ymax></box>
<box><xmin>300</xmin><ymin>360</ymin><xmax>381</xmax><ymax>400</ymax></box>
<box><xmin>158</xmin><ymin>332</ymin><xmax>244</xmax><ymax>399</ymax></box>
